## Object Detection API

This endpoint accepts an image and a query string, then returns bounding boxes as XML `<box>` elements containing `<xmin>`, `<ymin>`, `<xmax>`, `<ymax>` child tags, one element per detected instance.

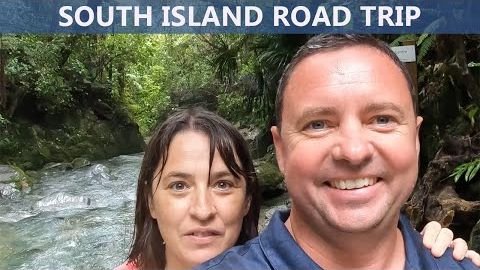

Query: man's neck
<box><xmin>285</xmin><ymin>209</ymin><xmax>406</xmax><ymax>270</ymax></box>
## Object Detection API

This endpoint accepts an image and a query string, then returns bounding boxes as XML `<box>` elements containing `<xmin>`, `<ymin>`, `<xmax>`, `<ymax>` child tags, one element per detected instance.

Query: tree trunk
<box><xmin>405</xmin><ymin>134</ymin><xmax>480</xmax><ymax>229</ymax></box>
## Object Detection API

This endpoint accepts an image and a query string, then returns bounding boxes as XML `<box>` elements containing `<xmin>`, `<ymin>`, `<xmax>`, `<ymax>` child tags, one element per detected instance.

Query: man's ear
<box><xmin>271</xmin><ymin>126</ymin><xmax>285</xmax><ymax>174</ymax></box>
<box><xmin>416</xmin><ymin>116</ymin><xmax>423</xmax><ymax>156</ymax></box>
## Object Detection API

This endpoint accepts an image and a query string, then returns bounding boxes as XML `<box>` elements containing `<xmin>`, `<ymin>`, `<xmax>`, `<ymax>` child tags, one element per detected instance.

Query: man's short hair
<box><xmin>275</xmin><ymin>34</ymin><xmax>417</xmax><ymax>128</ymax></box>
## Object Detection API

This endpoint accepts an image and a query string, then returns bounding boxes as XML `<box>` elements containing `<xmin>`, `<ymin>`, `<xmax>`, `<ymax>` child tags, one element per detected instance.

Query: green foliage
<box><xmin>112</xmin><ymin>34</ymin><xmax>214</xmax><ymax>134</ymax></box>
<box><xmin>416</xmin><ymin>34</ymin><xmax>436</xmax><ymax>64</ymax></box>
<box><xmin>0</xmin><ymin>112</ymin><xmax>8</xmax><ymax>127</ymax></box>
<box><xmin>450</xmin><ymin>158</ymin><xmax>480</xmax><ymax>183</ymax></box>
<box><xmin>464</xmin><ymin>104</ymin><xmax>479</xmax><ymax>127</ymax></box>
<box><xmin>5</xmin><ymin>36</ymin><xmax>75</xmax><ymax>113</ymax></box>
<box><xmin>390</xmin><ymin>34</ymin><xmax>436</xmax><ymax>65</ymax></box>
<box><xmin>200</xmin><ymin>34</ymin><xmax>248</xmax><ymax>84</ymax></box>
<box><xmin>468</xmin><ymin>62</ymin><xmax>480</xmax><ymax>68</ymax></box>
<box><xmin>390</xmin><ymin>34</ymin><xmax>417</xmax><ymax>47</ymax></box>
<box><xmin>201</xmin><ymin>34</ymin><xmax>304</xmax><ymax>127</ymax></box>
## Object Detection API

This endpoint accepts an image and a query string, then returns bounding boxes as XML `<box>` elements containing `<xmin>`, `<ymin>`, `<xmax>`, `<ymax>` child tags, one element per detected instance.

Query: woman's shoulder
<box><xmin>114</xmin><ymin>260</ymin><xmax>137</xmax><ymax>270</ymax></box>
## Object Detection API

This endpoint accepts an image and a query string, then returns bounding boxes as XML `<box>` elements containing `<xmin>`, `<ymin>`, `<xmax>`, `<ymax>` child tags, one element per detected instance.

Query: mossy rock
<box><xmin>42</xmin><ymin>162</ymin><xmax>73</xmax><ymax>171</ymax></box>
<box><xmin>254</xmin><ymin>153</ymin><xmax>285</xmax><ymax>199</ymax></box>
<box><xmin>2</xmin><ymin>97</ymin><xmax>144</xmax><ymax>170</ymax></box>
<box><xmin>7</xmin><ymin>164</ymin><xmax>35</xmax><ymax>191</ymax></box>
<box><xmin>71</xmin><ymin>158</ymin><xmax>91</xmax><ymax>169</ymax></box>
<box><xmin>0</xmin><ymin>165</ymin><xmax>18</xmax><ymax>183</ymax></box>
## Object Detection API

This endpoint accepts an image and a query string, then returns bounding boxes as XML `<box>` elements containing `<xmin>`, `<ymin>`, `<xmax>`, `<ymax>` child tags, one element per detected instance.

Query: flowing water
<box><xmin>0</xmin><ymin>153</ymin><xmax>289</xmax><ymax>270</ymax></box>
<box><xmin>0</xmin><ymin>154</ymin><xmax>143</xmax><ymax>270</ymax></box>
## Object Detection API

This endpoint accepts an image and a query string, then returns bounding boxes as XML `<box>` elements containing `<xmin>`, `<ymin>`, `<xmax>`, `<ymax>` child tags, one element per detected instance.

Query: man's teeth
<box><xmin>330</xmin><ymin>178</ymin><xmax>376</xmax><ymax>190</ymax></box>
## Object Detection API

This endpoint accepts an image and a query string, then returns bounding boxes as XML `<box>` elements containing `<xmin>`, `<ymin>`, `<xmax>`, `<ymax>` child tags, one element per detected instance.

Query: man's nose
<box><xmin>189</xmin><ymin>188</ymin><xmax>217</xmax><ymax>221</ymax></box>
<box><xmin>331</xmin><ymin>127</ymin><xmax>374</xmax><ymax>166</ymax></box>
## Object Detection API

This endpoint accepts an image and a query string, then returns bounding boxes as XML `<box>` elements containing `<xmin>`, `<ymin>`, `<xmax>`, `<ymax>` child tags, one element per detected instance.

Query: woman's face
<box><xmin>149</xmin><ymin>130</ymin><xmax>251</xmax><ymax>270</ymax></box>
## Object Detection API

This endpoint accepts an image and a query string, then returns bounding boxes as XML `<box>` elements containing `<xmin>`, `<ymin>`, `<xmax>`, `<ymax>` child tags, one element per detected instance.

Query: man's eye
<box><xmin>169</xmin><ymin>182</ymin><xmax>188</xmax><ymax>191</ymax></box>
<box><xmin>308</xmin><ymin>121</ymin><xmax>326</xmax><ymax>130</ymax></box>
<box><xmin>375</xmin><ymin>116</ymin><xmax>391</xmax><ymax>125</ymax></box>
<box><xmin>214</xmin><ymin>180</ymin><xmax>233</xmax><ymax>191</ymax></box>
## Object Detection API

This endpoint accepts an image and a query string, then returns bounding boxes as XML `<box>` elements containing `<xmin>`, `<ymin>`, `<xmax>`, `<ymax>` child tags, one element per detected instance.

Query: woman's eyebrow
<box><xmin>163</xmin><ymin>171</ymin><xmax>191</xmax><ymax>179</ymax></box>
<box><xmin>210</xmin><ymin>170</ymin><xmax>239</xmax><ymax>181</ymax></box>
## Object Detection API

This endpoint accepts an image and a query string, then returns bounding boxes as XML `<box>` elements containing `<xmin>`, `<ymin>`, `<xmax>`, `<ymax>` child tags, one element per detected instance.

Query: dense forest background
<box><xmin>0</xmin><ymin>34</ymin><xmax>479</xmax><ymax>250</ymax></box>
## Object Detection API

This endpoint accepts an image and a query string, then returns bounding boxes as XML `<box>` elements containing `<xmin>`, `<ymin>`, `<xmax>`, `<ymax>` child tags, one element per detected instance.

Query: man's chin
<box><xmin>325</xmin><ymin>213</ymin><xmax>386</xmax><ymax>233</ymax></box>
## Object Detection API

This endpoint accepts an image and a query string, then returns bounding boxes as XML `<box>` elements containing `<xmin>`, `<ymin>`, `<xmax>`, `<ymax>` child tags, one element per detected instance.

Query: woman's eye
<box><xmin>169</xmin><ymin>182</ymin><xmax>188</xmax><ymax>191</ymax></box>
<box><xmin>214</xmin><ymin>181</ymin><xmax>233</xmax><ymax>191</ymax></box>
<box><xmin>308</xmin><ymin>120</ymin><xmax>326</xmax><ymax>130</ymax></box>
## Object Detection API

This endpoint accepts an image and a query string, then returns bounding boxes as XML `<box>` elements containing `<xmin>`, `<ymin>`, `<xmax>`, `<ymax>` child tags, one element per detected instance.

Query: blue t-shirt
<box><xmin>196</xmin><ymin>210</ymin><xmax>478</xmax><ymax>270</ymax></box>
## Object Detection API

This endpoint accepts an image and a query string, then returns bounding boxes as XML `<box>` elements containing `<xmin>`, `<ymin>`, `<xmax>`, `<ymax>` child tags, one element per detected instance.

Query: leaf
<box><xmin>465</xmin><ymin>163</ymin><xmax>476</xmax><ymax>182</ymax></box>
<box><xmin>451</xmin><ymin>158</ymin><xmax>480</xmax><ymax>183</ymax></box>
<box><xmin>470</xmin><ymin>162</ymin><xmax>480</xmax><ymax>182</ymax></box>
<box><xmin>417</xmin><ymin>33</ymin><xmax>430</xmax><ymax>46</ymax></box>
<box><xmin>452</xmin><ymin>167</ymin><xmax>464</xmax><ymax>183</ymax></box>
<box><xmin>390</xmin><ymin>34</ymin><xmax>417</xmax><ymax>47</ymax></box>
<box><xmin>468</xmin><ymin>62</ymin><xmax>480</xmax><ymax>68</ymax></box>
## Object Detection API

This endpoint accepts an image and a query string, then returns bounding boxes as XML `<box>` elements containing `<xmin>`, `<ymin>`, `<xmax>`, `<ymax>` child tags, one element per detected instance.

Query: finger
<box><xmin>451</xmin><ymin>238</ymin><xmax>468</xmax><ymax>260</ymax></box>
<box><xmin>466</xmin><ymin>250</ymin><xmax>480</xmax><ymax>267</ymax></box>
<box><xmin>422</xmin><ymin>221</ymin><xmax>442</xmax><ymax>250</ymax></box>
<box><xmin>431</xmin><ymin>228</ymin><xmax>454</xmax><ymax>257</ymax></box>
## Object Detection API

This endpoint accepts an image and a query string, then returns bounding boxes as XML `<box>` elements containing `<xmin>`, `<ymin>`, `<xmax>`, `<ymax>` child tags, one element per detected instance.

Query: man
<box><xmin>197</xmin><ymin>35</ymin><xmax>479</xmax><ymax>269</ymax></box>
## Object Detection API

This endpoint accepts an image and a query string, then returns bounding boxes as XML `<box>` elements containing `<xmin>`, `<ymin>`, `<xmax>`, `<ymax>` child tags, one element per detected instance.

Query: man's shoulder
<box><xmin>195</xmin><ymin>237</ymin><xmax>272</xmax><ymax>270</ymax></box>
<box><xmin>432</xmin><ymin>249</ymin><xmax>479</xmax><ymax>270</ymax></box>
<box><xmin>196</xmin><ymin>210</ymin><xmax>295</xmax><ymax>270</ymax></box>
<box><xmin>399</xmin><ymin>215</ymin><xmax>479</xmax><ymax>270</ymax></box>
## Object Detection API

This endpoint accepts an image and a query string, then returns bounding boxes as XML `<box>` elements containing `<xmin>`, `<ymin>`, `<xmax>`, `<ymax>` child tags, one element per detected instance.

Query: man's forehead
<box><xmin>289</xmin><ymin>47</ymin><xmax>402</xmax><ymax>87</ymax></box>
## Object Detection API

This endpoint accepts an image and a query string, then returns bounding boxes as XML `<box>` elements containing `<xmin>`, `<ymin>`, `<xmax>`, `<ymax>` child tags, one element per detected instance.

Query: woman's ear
<box><xmin>243</xmin><ymin>195</ymin><xmax>251</xmax><ymax>217</ymax></box>
<box><xmin>148</xmin><ymin>195</ymin><xmax>158</xmax><ymax>219</ymax></box>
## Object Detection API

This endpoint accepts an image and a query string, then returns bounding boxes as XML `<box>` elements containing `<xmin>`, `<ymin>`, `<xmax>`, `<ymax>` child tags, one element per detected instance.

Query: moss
<box><xmin>1</xmin><ymin>105</ymin><xmax>144</xmax><ymax>171</ymax></box>
<box><xmin>254</xmin><ymin>152</ymin><xmax>285</xmax><ymax>199</ymax></box>
<box><xmin>8</xmin><ymin>164</ymin><xmax>35</xmax><ymax>190</ymax></box>
<box><xmin>71</xmin><ymin>158</ymin><xmax>91</xmax><ymax>169</ymax></box>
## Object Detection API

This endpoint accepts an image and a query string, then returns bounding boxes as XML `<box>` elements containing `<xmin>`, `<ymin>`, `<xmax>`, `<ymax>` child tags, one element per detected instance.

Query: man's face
<box><xmin>272</xmin><ymin>46</ymin><xmax>422</xmax><ymax>233</ymax></box>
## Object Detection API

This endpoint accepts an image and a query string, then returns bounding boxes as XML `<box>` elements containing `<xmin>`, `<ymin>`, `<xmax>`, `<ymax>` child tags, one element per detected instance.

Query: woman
<box><xmin>121</xmin><ymin>107</ymin><xmax>259</xmax><ymax>270</ymax></box>
<box><xmin>118</xmin><ymin>107</ymin><xmax>478</xmax><ymax>270</ymax></box>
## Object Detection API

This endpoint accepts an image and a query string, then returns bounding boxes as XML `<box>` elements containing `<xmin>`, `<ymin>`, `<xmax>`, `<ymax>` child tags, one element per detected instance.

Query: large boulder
<box><xmin>0</xmin><ymin>106</ymin><xmax>145</xmax><ymax>170</ymax></box>
<box><xmin>0</xmin><ymin>165</ymin><xmax>17</xmax><ymax>183</ymax></box>
<box><xmin>0</xmin><ymin>183</ymin><xmax>20</xmax><ymax>199</ymax></box>
<box><xmin>254</xmin><ymin>152</ymin><xmax>286</xmax><ymax>199</ymax></box>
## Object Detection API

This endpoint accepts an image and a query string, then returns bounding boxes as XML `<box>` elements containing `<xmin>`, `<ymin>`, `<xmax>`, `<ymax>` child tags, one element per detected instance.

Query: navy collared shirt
<box><xmin>197</xmin><ymin>210</ymin><xmax>478</xmax><ymax>270</ymax></box>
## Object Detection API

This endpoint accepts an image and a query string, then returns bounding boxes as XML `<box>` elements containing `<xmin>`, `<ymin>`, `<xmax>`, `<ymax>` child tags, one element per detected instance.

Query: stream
<box><xmin>0</xmin><ymin>154</ymin><xmax>142</xmax><ymax>270</ymax></box>
<box><xmin>0</xmin><ymin>153</ymin><xmax>288</xmax><ymax>270</ymax></box>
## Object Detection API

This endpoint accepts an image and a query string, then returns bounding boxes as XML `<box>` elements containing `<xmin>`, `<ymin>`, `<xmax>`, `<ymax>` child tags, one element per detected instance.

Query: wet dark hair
<box><xmin>127</xmin><ymin>107</ymin><xmax>260</xmax><ymax>270</ymax></box>
<box><xmin>275</xmin><ymin>34</ymin><xmax>417</xmax><ymax>128</ymax></box>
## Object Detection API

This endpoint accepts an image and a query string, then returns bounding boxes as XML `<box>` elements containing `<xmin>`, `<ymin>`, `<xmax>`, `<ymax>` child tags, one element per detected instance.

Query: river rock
<box><xmin>42</xmin><ymin>162</ymin><xmax>73</xmax><ymax>171</ymax></box>
<box><xmin>259</xmin><ymin>195</ymin><xmax>291</xmax><ymax>231</ymax></box>
<box><xmin>88</xmin><ymin>164</ymin><xmax>115</xmax><ymax>183</ymax></box>
<box><xmin>71</xmin><ymin>158</ymin><xmax>91</xmax><ymax>169</ymax></box>
<box><xmin>0</xmin><ymin>183</ymin><xmax>20</xmax><ymax>199</ymax></box>
<box><xmin>0</xmin><ymin>165</ymin><xmax>18</xmax><ymax>183</ymax></box>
